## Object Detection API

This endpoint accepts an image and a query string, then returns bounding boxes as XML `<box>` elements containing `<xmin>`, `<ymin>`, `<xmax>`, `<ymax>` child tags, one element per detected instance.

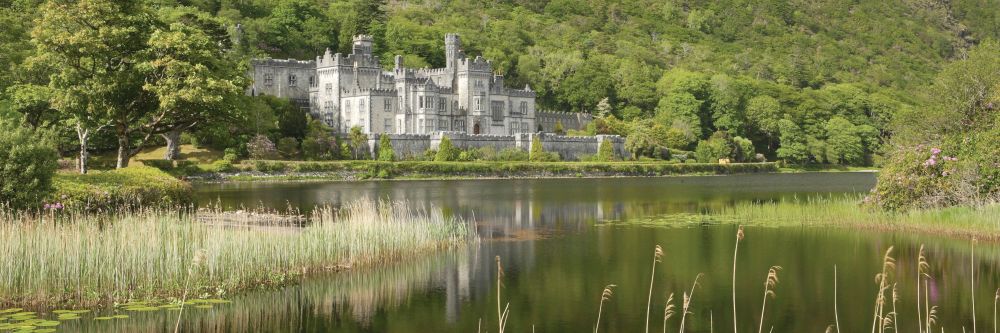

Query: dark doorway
<box><xmin>473</xmin><ymin>123</ymin><xmax>481</xmax><ymax>134</ymax></box>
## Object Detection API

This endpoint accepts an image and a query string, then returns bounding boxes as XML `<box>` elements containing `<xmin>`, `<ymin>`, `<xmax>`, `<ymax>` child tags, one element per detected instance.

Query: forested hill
<box><xmin>1</xmin><ymin>0</ymin><xmax>998</xmax><ymax>165</ymax></box>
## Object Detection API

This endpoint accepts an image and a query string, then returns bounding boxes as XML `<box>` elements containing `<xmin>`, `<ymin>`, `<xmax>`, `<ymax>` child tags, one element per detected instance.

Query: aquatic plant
<box><xmin>0</xmin><ymin>199</ymin><xmax>475</xmax><ymax>307</ymax></box>
<box><xmin>678</xmin><ymin>273</ymin><xmax>702</xmax><ymax>333</ymax></box>
<box><xmin>757</xmin><ymin>266</ymin><xmax>781</xmax><ymax>333</ymax></box>
<box><xmin>496</xmin><ymin>256</ymin><xmax>510</xmax><ymax>333</ymax></box>
<box><xmin>733</xmin><ymin>225</ymin><xmax>744</xmax><ymax>333</ymax></box>
<box><xmin>662</xmin><ymin>293</ymin><xmax>675</xmax><ymax>333</ymax></box>
<box><xmin>595</xmin><ymin>284</ymin><xmax>616</xmax><ymax>333</ymax></box>
<box><xmin>871</xmin><ymin>247</ymin><xmax>896</xmax><ymax>333</ymax></box>
<box><xmin>973</xmin><ymin>238</ymin><xmax>979</xmax><ymax>333</ymax></box>
<box><xmin>646</xmin><ymin>245</ymin><xmax>664</xmax><ymax>333</ymax></box>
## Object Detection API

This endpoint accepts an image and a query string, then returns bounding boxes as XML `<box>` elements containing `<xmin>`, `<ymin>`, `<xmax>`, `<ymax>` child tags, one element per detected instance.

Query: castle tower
<box><xmin>352</xmin><ymin>35</ymin><xmax>374</xmax><ymax>56</ymax></box>
<box><xmin>445</xmin><ymin>33</ymin><xmax>462</xmax><ymax>69</ymax></box>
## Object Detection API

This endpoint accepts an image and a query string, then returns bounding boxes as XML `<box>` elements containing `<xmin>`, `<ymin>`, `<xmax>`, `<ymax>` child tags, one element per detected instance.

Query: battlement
<box><xmin>458</xmin><ymin>56</ymin><xmax>492</xmax><ymax>72</ymax></box>
<box><xmin>253</xmin><ymin>58</ymin><xmax>315</xmax><ymax>68</ymax></box>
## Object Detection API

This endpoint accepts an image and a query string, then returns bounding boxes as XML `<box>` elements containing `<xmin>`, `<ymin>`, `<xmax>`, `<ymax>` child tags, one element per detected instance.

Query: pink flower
<box><xmin>930</xmin><ymin>148</ymin><xmax>941</xmax><ymax>155</ymax></box>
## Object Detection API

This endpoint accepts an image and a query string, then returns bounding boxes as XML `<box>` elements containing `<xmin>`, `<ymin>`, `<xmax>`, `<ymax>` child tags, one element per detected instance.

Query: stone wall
<box><xmin>365</xmin><ymin>131</ymin><xmax>628</xmax><ymax>161</ymax></box>
<box><xmin>536</xmin><ymin>111</ymin><xmax>593</xmax><ymax>133</ymax></box>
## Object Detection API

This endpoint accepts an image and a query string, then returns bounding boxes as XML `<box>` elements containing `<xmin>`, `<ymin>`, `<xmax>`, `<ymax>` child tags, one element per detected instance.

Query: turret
<box><xmin>352</xmin><ymin>35</ymin><xmax>374</xmax><ymax>56</ymax></box>
<box><xmin>445</xmin><ymin>33</ymin><xmax>462</xmax><ymax>69</ymax></box>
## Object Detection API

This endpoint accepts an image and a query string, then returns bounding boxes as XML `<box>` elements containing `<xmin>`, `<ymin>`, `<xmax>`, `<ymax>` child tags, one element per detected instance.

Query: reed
<box><xmin>972</xmin><ymin>238</ymin><xmax>979</xmax><ymax>333</ymax></box>
<box><xmin>757</xmin><ymin>266</ymin><xmax>781</xmax><ymax>333</ymax></box>
<box><xmin>733</xmin><ymin>225</ymin><xmax>744</xmax><ymax>333</ymax></box>
<box><xmin>871</xmin><ymin>247</ymin><xmax>896</xmax><ymax>333</ymax></box>
<box><xmin>646</xmin><ymin>245</ymin><xmax>664</xmax><ymax>333</ymax></box>
<box><xmin>595</xmin><ymin>284</ymin><xmax>616</xmax><ymax>333</ymax></box>
<box><xmin>662</xmin><ymin>293</ymin><xmax>675</xmax><ymax>333</ymax></box>
<box><xmin>496</xmin><ymin>256</ymin><xmax>511</xmax><ymax>333</ymax></box>
<box><xmin>992</xmin><ymin>289</ymin><xmax>998</xmax><ymax>333</ymax></box>
<box><xmin>834</xmin><ymin>265</ymin><xmax>841</xmax><ymax>333</ymax></box>
<box><xmin>917</xmin><ymin>245</ymin><xmax>929</xmax><ymax>333</ymax></box>
<box><xmin>678</xmin><ymin>274</ymin><xmax>703</xmax><ymax>333</ymax></box>
<box><xmin>0</xmin><ymin>199</ymin><xmax>475</xmax><ymax>307</ymax></box>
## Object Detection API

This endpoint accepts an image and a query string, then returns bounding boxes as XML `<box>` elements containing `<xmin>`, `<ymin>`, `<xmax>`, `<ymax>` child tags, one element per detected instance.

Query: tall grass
<box><xmin>0</xmin><ymin>199</ymin><xmax>475</xmax><ymax>307</ymax></box>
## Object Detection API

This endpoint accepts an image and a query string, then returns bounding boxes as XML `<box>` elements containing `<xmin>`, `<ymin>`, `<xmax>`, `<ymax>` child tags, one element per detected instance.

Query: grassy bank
<box><xmin>621</xmin><ymin>195</ymin><xmax>1000</xmax><ymax>241</ymax></box>
<box><xmin>180</xmin><ymin>160</ymin><xmax>780</xmax><ymax>182</ymax></box>
<box><xmin>0</xmin><ymin>200</ymin><xmax>475</xmax><ymax>308</ymax></box>
<box><xmin>51</xmin><ymin>166</ymin><xmax>193</xmax><ymax>211</ymax></box>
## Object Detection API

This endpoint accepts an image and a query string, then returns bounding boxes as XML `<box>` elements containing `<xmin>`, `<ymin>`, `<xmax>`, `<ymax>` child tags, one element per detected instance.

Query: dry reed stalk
<box><xmin>733</xmin><ymin>225</ymin><xmax>744</xmax><ymax>333</ymax></box>
<box><xmin>595</xmin><ymin>284</ymin><xmax>616</xmax><ymax>333</ymax></box>
<box><xmin>496</xmin><ymin>256</ymin><xmax>510</xmax><ymax>333</ymax></box>
<box><xmin>872</xmin><ymin>247</ymin><xmax>896</xmax><ymax>333</ymax></box>
<box><xmin>973</xmin><ymin>238</ymin><xmax>978</xmax><ymax>333</ymax></box>
<box><xmin>757</xmin><ymin>266</ymin><xmax>781</xmax><ymax>333</ymax></box>
<box><xmin>918</xmin><ymin>245</ymin><xmax>929</xmax><ymax>333</ymax></box>
<box><xmin>174</xmin><ymin>248</ymin><xmax>206</xmax><ymax>333</ymax></box>
<box><xmin>678</xmin><ymin>273</ymin><xmax>703</xmax><ymax>333</ymax></box>
<box><xmin>663</xmin><ymin>293</ymin><xmax>676</xmax><ymax>333</ymax></box>
<box><xmin>834</xmin><ymin>265</ymin><xmax>841</xmax><ymax>333</ymax></box>
<box><xmin>993</xmin><ymin>289</ymin><xmax>998</xmax><ymax>333</ymax></box>
<box><xmin>646</xmin><ymin>245</ymin><xmax>664</xmax><ymax>333</ymax></box>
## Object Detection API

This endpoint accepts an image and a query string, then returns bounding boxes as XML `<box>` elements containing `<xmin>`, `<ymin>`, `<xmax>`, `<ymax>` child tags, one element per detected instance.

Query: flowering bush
<box><xmin>247</xmin><ymin>134</ymin><xmax>279</xmax><ymax>160</ymax></box>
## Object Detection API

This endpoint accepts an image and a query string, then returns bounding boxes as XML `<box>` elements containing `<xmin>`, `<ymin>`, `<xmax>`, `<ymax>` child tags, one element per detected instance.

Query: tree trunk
<box><xmin>116</xmin><ymin>136</ymin><xmax>130</xmax><ymax>169</ymax></box>
<box><xmin>76</xmin><ymin>124</ymin><xmax>89</xmax><ymax>174</ymax></box>
<box><xmin>162</xmin><ymin>129</ymin><xmax>182</xmax><ymax>160</ymax></box>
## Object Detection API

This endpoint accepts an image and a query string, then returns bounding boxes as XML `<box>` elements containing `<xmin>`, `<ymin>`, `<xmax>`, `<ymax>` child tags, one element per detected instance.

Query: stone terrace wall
<box><xmin>365</xmin><ymin>131</ymin><xmax>628</xmax><ymax>161</ymax></box>
<box><xmin>366</xmin><ymin>134</ymin><xmax>430</xmax><ymax>159</ymax></box>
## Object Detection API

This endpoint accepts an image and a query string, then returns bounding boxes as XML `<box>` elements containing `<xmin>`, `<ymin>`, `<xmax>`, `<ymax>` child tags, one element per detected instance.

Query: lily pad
<box><xmin>35</xmin><ymin>320</ymin><xmax>60</xmax><ymax>327</ymax></box>
<box><xmin>0</xmin><ymin>308</ymin><xmax>24</xmax><ymax>314</ymax></box>
<box><xmin>124</xmin><ymin>306</ymin><xmax>159</xmax><ymax>312</ymax></box>
<box><xmin>111</xmin><ymin>314</ymin><xmax>129</xmax><ymax>319</ymax></box>
<box><xmin>193</xmin><ymin>305</ymin><xmax>213</xmax><ymax>309</ymax></box>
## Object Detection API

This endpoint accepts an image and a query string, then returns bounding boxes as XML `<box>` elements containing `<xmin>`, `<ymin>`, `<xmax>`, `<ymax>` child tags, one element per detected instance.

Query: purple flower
<box><xmin>930</xmin><ymin>148</ymin><xmax>941</xmax><ymax>155</ymax></box>
<box><xmin>43</xmin><ymin>203</ymin><xmax>51</xmax><ymax>209</ymax></box>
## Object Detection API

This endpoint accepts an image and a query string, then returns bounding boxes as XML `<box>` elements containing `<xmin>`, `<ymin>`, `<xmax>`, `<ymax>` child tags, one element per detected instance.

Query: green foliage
<box><xmin>824</xmin><ymin>117</ymin><xmax>864</xmax><ymax>165</ymax></box>
<box><xmin>377</xmin><ymin>134</ymin><xmax>395</xmax><ymax>161</ymax></box>
<box><xmin>528</xmin><ymin>136</ymin><xmax>545</xmax><ymax>161</ymax></box>
<box><xmin>553</xmin><ymin>120</ymin><xmax>565</xmax><ymax>135</ymax></box>
<box><xmin>694</xmin><ymin>131</ymin><xmax>735</xmax><ymax>163</ymax></box>
<box><xmin>434</xmin><ymin>137</ymin><xmax>459</xmax><ymax>162</ymax></box>
<box><xmin>871</xmin><ymin>41</ymin><xmax>1000</xmax><ymax>210</ymax></box>
<box><xmin>0</xmin><ymin>122</ymin><xmax>58</xmax><ymax>209</ymax></box>
<box><xmin>52</xmin><ymin>166</ymin><xmax>193</xmax><ymax>211</ymax></box>
<box><xmin>776</xmin><ymin>119</ymin><xmax>809</xmax><ymax>163</ymax></box>
<box><xmin>301</xmin><ymin>117</ymin><xmax>336</xmax><ymax>160</ymax></box>
<box><xmin>348</xmin><ymin>126</ymin><xmax>368</xmax><ymax>159</ymax></box>
<box><xmin>596</xmin><ymin>139</ymin><xmax>617</xmax><ymax>162</ymax></box>
<box><xmin>276</xmin><ymin>137</ymin><xmax>300</xmax><ymax>159</ymax></box>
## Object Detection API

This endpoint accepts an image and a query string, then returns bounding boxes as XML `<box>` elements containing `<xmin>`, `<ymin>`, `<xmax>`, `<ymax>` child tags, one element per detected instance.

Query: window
<box><xmin>359</xmin><ymin>118</ymin><xmax>366</xmax><ymax>131</ymax></box>
<box><xmin>263</xmin><ymin>73</ymin><xmax>274</xmax><ymax>86</ymax></box>
<box><xmin>384</xmin><ymin>99</ymin><xmax>391</xmax><ymax>112</ymax></box>
<box><xmin>425</xmin><ymin>120</ymin><xmax>435</xmax><ymax>133</ymax></box>
<box><xmin>438</xmin><ymin>98</ymin><xmax>446</xmax><ymax>113</ymax></box>
<box><xmin>521</xmin><ymin>122</ymin><xmax>529</xmax><ymax>133</ymax></box>
<box><xmin>520</xmin><ymin>101</ymin><xmax>528</xmax><ymax>114</ymax></box>
<box><xmin>453</xmin><ymin>101</ymin><xmax>460</xmax><ymax>114</ymax></box>
<box><xmin>454</xmin><ymin>120</ymin><xmax>465</xmax><ymax>131</ymax></box>
<box><xmin>325</xmin><ymin>83</ymin><xmax>333</xmax><ymax>94</ymax></box>
<box><xmin>359</xmin><ymin>99</ymin><xmax>365</xmax><ymax>113</ymax></box>
<box><xmin>491</xmin><ymin>101</ymin><xmax>504</xmax><ymax>122</ymax></box>
<box><xmin>309</xmin><ymin>76</ymin><xmax>315</xmax><ymax>87</ymax></box>
<box><xmin>384</xmin><ymin>119</ymin><xmax>392</xmax><ymax>132</ymax></box>
<box><xmin>474</xmin><ymin>97</ymin><xmax>481</xmax><ymax>112</ymax></box>
<box><xmin>438</xmin><ymin>119</ymin><xmax>448</xmax><ymax>131</ymax></box>
<box><xmin>398</xmin><ymin>119</ymin><xmax>403</xmax><ymax>134</ymax></box>
<box><xmin>289</xmin><ymin>74</ymin><xmax>297</xmax><ymax>87</ymax></box>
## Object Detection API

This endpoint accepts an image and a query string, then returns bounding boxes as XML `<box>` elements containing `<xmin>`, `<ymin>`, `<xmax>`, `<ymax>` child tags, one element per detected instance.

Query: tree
<box><xmin>31</xmin><ymin>0</ymin><xmax>155</xmax><ymax>173</ymax></box>
<box><xmin>733</xmin><ymin>136</ymin><xmax>755</xmax><ymax>162</ymax></box>
<box><xmin>434</xmin><ymin>136</ymin><xmax>458</xmax><ymax>161</ymax></box>
<box><xmin>302</xmin><ymin>116</ymin><xmax>335</xmax><ymax>160</ymax></box>
<box><xmin>348</xmin><ymin>126</ymin><xmax>368</xmax><ymax>159</ymax></box>
<box><xmin>596</xmin><ymin>138</ymin><xmax>617</xmax><ymax>161</ymax></box>
<box><xmin>776</xmin><ymin>119</ymin><xmax>809</xmax><ymax>163</ymax></box>
<box><xmin>0</xmin><ymin>121</ymin><xmax>58</xmax><ymax>210</ymax></box>
<box><xmin>824</xmin><ymin>116</ymin><xmax>864</xmax><ymax>165</ymax></box>
<box><xmin>655</xmin><ymin>93</ymin><xmax>703</xmax><ymax>138</ymax></box>
<box><xmin>277</xmin><ymin>137</ymin><xmax>300</xmax><ymax>159</ymax></box>
<box><xmin>377</xmin><ymin>134</ymin><xmax>395</xmax><ymax>161</ymax></box>
<box><xmin>140</xmin><ymin>12</ymin><xmax>249</xmax><ymax>161</ymax></box>
<box><xmin>694</xmin><ymin>131</ymin><xmax>735</xmax><ymax>163</ymax></box>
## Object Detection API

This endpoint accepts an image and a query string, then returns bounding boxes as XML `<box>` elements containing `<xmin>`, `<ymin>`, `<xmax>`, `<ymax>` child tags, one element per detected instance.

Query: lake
<box><xmin>69</xmin><ymin>173</ymin><xmax>1000</xmax><ymax>332</ymax></box>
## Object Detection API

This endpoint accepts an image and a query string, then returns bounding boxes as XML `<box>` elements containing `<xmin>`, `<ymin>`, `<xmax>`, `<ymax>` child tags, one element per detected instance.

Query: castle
<box><xmin>251</xmin><ymin>34</ymin><xmax>554</xmax><ymax>135</ymax></box>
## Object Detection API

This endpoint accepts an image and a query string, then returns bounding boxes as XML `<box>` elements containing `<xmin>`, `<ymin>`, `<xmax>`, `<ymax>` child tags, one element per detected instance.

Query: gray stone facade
<box><xmin>535</xmin><ymin>111</ymin><xmax>594</xmax><ymax>133</ymax></box>
<box><xmin>252</xmin><ymin>33</ymin><xmax>542</xmax><ymax>136</ymax></box>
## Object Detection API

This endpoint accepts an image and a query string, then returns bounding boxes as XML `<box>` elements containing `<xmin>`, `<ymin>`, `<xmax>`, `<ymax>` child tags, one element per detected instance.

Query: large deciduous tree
<box><xmin>31</xmin><ymin>0</ymin><xmax>155</xmax><ymax>173</ymax></box>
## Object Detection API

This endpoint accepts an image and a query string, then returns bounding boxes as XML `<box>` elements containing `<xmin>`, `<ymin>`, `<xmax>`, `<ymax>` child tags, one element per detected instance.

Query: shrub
<box><xmin>277</xmin><ymin>137</ymin><xmax>300</xmax><ymax>159</ymax></box>
<box><xmin>223</xmin><ymin>148</ymin><xmax>239</xmax><ymax>163</ymax></box>
<box><xmin>554</xmin><ymin>120</ymin><xmax>565</xmax><ymax>135</ymax></box>
<box><xmin>377</xmin><ymin>134</ymin><xmax>395</xmax><ymax>161</ymax></box>
<box><xmin>435</xmin><ymin>137</ymin><xmax>459</xmax><ymax>162</ymax></box>
<box><xmin>247</xmin><ymin>135</ymin><xmax>279</xmax><ymax>160</ymax></box>
<box><xmin>596</xmin><ymin>139</ymin><xmax>618</xmax><ymax>161</ymax></box>
<box><xmin>51</xmin><ymin>166</ymin><xmax>193</xmax><ymax>211</ymax></box>
<box><xmin>529</xmin><ymin>136</ymin><xmax>547</xmax><ymax>162</ymax></box>
<box><xmin>0</xmin><ymin>124</ymin><xmax>59</xmax><ymax>209</ymax></box>
<box><xmin>694</xmin><ymin>131</ymin><xmax>736</xmax><ymax>163</ymax></box>
<box><xmin>302</xmin><ymin>118</ymin><xmax>335</xmax><ymax>160</ymax></box>
<box><xmin>498</xmin><ymin>147</ymin><xmax>529</xmax><ymax>161</ymax></box>
<box><xmin>348</xmin><ymin>126</ymin><xmax>368</xmax><ymax>159</ymax></box>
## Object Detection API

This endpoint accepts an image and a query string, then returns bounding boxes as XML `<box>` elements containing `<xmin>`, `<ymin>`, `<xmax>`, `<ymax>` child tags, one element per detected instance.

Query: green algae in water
<box><xmin>0</xmin><ymin>308</ymin><xmax>24</xmax><ymax>314</ymax></box>
<box><xmin>35</xmin><ymin>320</ymin><xmax>60</xmax><ymax>327</ymax></box>
<box><xmin>194</xmin><ymin>305</ymin><xmax>213</xmax><ymax>309</ymax></box>
<box><xmin>124</xmin><ymin>306</ymin><xmax>159</xmax><ymax>312</ymax></box>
